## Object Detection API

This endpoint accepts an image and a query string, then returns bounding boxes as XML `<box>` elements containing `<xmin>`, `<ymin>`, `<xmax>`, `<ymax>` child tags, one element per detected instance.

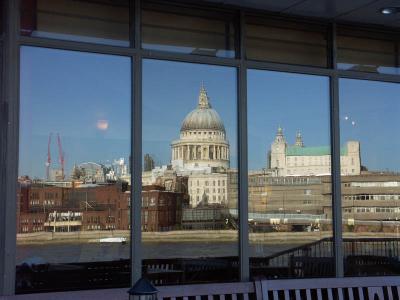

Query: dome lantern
<box><xmin>198</xmin><ymin>83</ymin><xmax>211</xmax><ymax>109</ymax></box>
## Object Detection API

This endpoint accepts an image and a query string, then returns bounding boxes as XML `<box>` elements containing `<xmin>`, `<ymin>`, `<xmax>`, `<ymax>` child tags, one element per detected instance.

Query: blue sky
<box><xmin>19</xmin><ymin>47</ymin><xmax>400</xmax><ymax>178</ymax></box>
<box><xmin>340</xmin><ymin>79</ymin><xmax>400</xmax><ymax>172</ymax></box>
<box><xmin>19</xmin><ymin>47</ymin><xmax>131</xmax><ymax>178</ymax></box>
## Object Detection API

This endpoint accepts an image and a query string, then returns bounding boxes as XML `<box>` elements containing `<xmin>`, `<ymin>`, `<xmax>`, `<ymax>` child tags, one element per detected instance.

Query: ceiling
<box><xmin>195</xmin><ymin>0</ymin><xmax>400</xmax><ymax>28</ymax></box>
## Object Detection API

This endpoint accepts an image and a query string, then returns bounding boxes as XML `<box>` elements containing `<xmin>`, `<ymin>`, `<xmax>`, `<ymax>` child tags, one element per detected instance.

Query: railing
<box><xmin>252</xmin><ymin>237</ymin><xmax>400</xmax><ymax>279</ymax></box>
<box><xmin>15</xmin><ymin>237</ymin><xmax>400</xmax><ymax>294</ymax></box>
<box><xmin>250</xmin><ymin>238</ymin><xmax>334</xmax><ymax>279</ymax></box>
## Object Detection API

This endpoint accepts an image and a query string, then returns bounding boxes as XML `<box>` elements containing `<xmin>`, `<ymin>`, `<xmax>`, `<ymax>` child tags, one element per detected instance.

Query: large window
<box><xmin>339</xmin><ymin>79</ymin><xmax>400</xmax><ymax>276</ymax></box>
<box><xmin>20</xmin><ymin>0</ymin><xmax>130</xmax><ymax>46</ymax></box>
<box><xmin>3</xmin><ymin>0</ymin><xmax>400</xmax><ymax>296</ymax></box>
<box><xmin>246</xmin><ymin>17</ymin><xmax>329</xmax><ymax>67</ymax></box>
<box><xmin>248</xmin><ymin>70</ymin><xmax>333</xmax><ymax>278</ymax></box>
<box><xmin>337</xmin><ymin>26</ymin><xmax>400</xmax><ymax>75</ymax></box>
<box><xmin>16</xmin><ymin>47</ymin><xmax>131</xmax><ymax>293</ymax></box>
<box><xmin>142</xmin><ymin>2</ymin><xmax>237</xmax><ymax>58</ymax></box>
<box><xmin>142</xmin><ymin>60</ymin><xmax>238</xmax><ymax>284</ymax></box>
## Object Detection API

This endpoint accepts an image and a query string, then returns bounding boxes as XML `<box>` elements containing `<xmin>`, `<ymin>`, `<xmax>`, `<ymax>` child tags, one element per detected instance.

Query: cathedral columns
<box><xmin>181</xmin><ymin>146</ymin><xmax>184</xmax><ymax>160</ymax></box>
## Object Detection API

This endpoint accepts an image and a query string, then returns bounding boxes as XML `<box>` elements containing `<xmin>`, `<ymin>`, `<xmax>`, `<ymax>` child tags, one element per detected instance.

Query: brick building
<box><xmin>17</xmin><ymin>180</ymin><xmax>130</xmax><ymax>233</ymax></box>
<box><xmin>141</xmin><ymin>185</ymin><xmax>183</xmax><ymax>232</ymax></box>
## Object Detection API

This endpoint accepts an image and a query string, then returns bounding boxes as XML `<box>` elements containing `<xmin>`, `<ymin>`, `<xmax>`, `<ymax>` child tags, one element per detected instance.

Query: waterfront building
<box><xmin>187</xmin><ymin>172</ymin><xmax>228</xmax><ymax>207</ymax></box>
<box><xmin>17</xmin><ymin>182</ymin><xmax>130</xmax><ymax>233</ymax></box>
<box><xmin>269</xmin><ymin>127</ymin><xmax>361</xmax><ymax>176</ymax></box>
<box><xmin>141</xmin><ymin>185</ymin><xmax>183</xmax><ymax>232</ymax></box>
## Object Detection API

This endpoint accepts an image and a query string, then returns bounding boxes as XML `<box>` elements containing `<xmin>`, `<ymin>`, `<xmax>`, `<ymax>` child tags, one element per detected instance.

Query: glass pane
<box><xmin>142</xmin><ymin>3</ymin><xmax>236</xmax><ymax>58</ymax></box>
<box><xmin>337</xmin><ymin>27</ymin><xmax>400</xmax><ymax>75</ymax></box>
<box><xmin>246</xmin><ymin>17</ymin><xmax>328</xmax><ymax>67</ymax></box>
<box><xmin>17</xmin><ymin>47</ymin><xmax>131</xmax><ymax>293</ymax></box>
<box><xmin>20</xmin><ymin>0</ymin><xmax>130</xmax><ymax>46</ymax></box>
<box><xmin>340</xmin><ymin>79</ymin><xmax>400</xmax><ymax>276</ymax></box>
<box><xmin>142</xmin><ymin>59</ymin><xmax>238</xmax><ymax>284</ymax></box>
<box><xmin>248</xmin><ymin>70</ymin><xmax>333</xmax><ymax>279</ymax></box>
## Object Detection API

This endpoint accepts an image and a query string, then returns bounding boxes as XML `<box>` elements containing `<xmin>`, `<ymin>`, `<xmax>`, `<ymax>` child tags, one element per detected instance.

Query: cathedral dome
<box><xmin>180</xmin><ymin>86</ymin><xmax>225</xmax><ymax>132</ymax></box>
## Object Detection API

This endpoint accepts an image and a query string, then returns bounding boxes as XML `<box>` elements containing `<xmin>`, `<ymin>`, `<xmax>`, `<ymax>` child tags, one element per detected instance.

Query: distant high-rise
<box><xmin>144</xmin><ymin>154</ymin><xmax>155</xmax><ymax>172</ymax></box>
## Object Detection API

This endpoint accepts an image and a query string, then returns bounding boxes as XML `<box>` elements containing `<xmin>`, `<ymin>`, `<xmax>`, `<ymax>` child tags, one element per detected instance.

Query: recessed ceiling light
<box><xmin>380</xmin><ymin>7</ymin><xmax>400</xmax><ymax>15</ymax></box>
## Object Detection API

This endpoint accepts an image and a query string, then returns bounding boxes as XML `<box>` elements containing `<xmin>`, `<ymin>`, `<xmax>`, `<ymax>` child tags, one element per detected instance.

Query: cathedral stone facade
<box><xmin>269</xmin><ymin>127</ymin><xmax>361</xmax><ymax>176</ymax></box>
<box><xmin>171</xmin><ymin>86</ymin><xmax>230</xmax><ymax>171</ymax></box>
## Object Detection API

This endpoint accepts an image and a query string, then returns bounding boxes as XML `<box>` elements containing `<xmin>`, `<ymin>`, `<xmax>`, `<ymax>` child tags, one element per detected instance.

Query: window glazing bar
<box><xmin>337</xmin><ymin>70</ymin><xmax>400</xmax><ymax>84</ymax></box>
<box><xmin>330</xmin><ymin>23</ymin><xmax>344</xmax><ymax>278</ymax></box>
<box><xmin>330</xmin><ymin>74</ymin><xmax>343</xmax><ymax>278</ymax></box>
<box><xmin>238</xmin><ymin>11</ymin><xmax>249</xmax><ymax>282</ymax></box>
<box><xmin>1</xmin><ymin>0</ymin><xmax>19</xmax><ymax>295</ymax></box>
<box><xmin>327</xmin><ymin>23</ymin><xmax>336</xmax><ymax>70</ymax></box>
<box><xmin>246</xmin><ymin>60</ymin><xmax>334</xmax><ymax>77</ymax></box>
<box><xmin>134</xmin><ymin>0</ymin><xmax>141</xmax><ymax>50</ymax></box>
<box><xmin>132</xmin><ymin>54</ymin><xmax>142</xmax><ymax>285</ymax></box>
<box><xmin>131</xmin><ymin>0</ymin><xmax>142</xmax><ymax>285</ymax></box>
<box><xmin>18</xmin><ymin>36</ymin><xmax>138</xmax><ymax>57</ymax></box>
<box><xmin>141</xmin><ymin>50</ymin><xmax>240</xmax><ymax>67</ymax></box>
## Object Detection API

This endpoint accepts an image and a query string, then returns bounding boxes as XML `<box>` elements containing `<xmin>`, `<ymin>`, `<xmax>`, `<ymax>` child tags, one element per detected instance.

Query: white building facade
<box><xmin>269</xmin><ymin>127</ymin><xmax>361</xmax><ymax>176</ymax></box>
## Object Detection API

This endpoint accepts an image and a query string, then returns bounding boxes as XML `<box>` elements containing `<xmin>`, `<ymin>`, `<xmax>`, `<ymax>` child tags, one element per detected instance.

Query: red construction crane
<box><xmin>57</xmin><ymin>133</ymin><xmax>65</xmax><ymax>180</ymax></box>
<box><xmin>46</xmin><ymin>133</ymin><xmax>52</xmax><ymax>180</ymax></box>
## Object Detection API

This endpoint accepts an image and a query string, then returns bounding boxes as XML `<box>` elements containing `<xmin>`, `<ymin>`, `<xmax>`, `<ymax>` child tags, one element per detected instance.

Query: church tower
<box><xmin>295</xmin><ymin>131</ymin><xmax>304</xmax><ymax>147</ymax></box>
<box><xmin>270</xmin><ymin>126</ymin><xmax>287</xmax><ymax>176</ymax></box>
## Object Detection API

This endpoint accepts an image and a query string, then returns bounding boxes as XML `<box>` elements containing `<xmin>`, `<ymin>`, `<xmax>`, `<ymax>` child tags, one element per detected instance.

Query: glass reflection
<box><xmin>20</xmin><ymin>0</ymin><xmax>130</xmax><ymax>46</ymax></box>
<box><xmin>16</xmin><ymin>46</ymin><xmax>131</xmax><ymax>293</ymax></box>
<box><xmin>246</xmin><ymin>18</ymin><xmax>328</xmax><ymax>67</ymax></box>
<box><xmin>248</xmin><ymin>70</ymin><xmax>334</xmax><ymax>279</ymax></box>
<box><xmin>337</xmin><ymin>27</ymin><xmax>400</xmax><ymax>75</ymax></box>
<box><xmin>142</xmin><ymin>59</ymin><xmax>238</xmax><ymax>284</ymax></box>
<box><xmin>340</xmin><ymin>79</ymin><xmax>400</xmax><ymax>276</ymax></box>
<box><xmin>142</xmin><ymin>3</ymin><xmax>236</xmax><ymax>58</ymax></box>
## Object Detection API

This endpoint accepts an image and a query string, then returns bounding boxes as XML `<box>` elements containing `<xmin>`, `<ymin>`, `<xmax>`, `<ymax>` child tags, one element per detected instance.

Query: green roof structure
<box><xmin>286</xmin><ymin>145</ymin><xmax>348</xmax><ymax>156</ymax></box>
